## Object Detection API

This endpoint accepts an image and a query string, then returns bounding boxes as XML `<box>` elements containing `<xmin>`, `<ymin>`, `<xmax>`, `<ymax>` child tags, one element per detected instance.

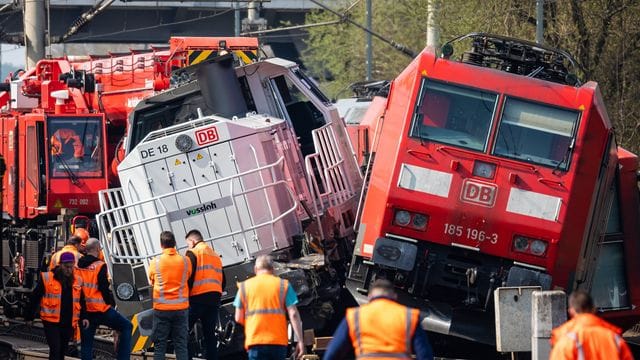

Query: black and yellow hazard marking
<box><xmin>187</xmin><ymin>49</ymin><xmax>258</xmax><ymax>66</ymax></box>
<box><xmin>131</xmin><ymin>312</ymin><xmax>153</xmax><ymax>352</ymax></box>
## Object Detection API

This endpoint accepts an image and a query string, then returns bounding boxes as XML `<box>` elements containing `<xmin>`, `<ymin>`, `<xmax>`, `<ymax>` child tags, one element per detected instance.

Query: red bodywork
<box><xmin>0</xmin><ymin>37</ymin><xmax>258</xmax><ymax>220</ymax></box>
<box><xmin>350</xmin><ymin>46</ymin><xmax>640</xmax><ymax>339</ymax></box>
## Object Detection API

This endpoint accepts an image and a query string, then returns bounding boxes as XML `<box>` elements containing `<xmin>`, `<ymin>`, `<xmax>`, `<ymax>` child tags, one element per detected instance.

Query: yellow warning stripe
<box><xmin>235</xmin><ymin>50</ymin><xmax>255</xmax><ymax>64</ymax></box>
<box><xmin>130</xmin><ymin>313</ymin><xmax>150</xmax><ymax>352</ymax></box>
<box><xmin>192</xmin><ymin>49</ymin><xmax>214</xmax><ymax>65</ymax></box>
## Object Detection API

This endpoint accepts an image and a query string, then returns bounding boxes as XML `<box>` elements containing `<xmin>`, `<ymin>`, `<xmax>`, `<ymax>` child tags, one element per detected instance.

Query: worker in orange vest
<box><xmin>49</xmin><ymin>235</ymin><xmax>83</xmax><ymax>270</ymax></box>
<box><xmin>149</xmin><ymin>231</ymin><xmax>192</xmax><ymax>360</ymax></box>
<box><xmin>184</xmin><ymin>229</ymin><xmax>224</xmax><ymax>360</ymax></box>
<box><xmin>323</xmin><ymin>279</ymin><xmax>433</xmax><ymax>360</ymax></box>
<box><xmin>50</xmin><ymin>128</ymin><xmax>85</xmax><ymax>161</ymax></box>
<box><xmin>77</xmin><ymin>238</ymin><xmax>132</xmax><ymax>360</ymax></box>
<box><xmin>234</xmin><ymin>254</ymin><xmax>305</xmax><ymax>360</ymax></box>
<box><xmin>550</xmin><ymin>290</ymin><xmax>634</xmax><ymax>360</ymax></box>
<box><xmin>26</xmin><ymin>252</ymin><xmax>86</xmax><ymax>360</ymax></box>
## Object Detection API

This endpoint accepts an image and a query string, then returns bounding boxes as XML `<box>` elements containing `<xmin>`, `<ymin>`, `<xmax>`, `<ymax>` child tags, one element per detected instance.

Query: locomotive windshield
<box><xmin>410</xmin><ymin>79</ymin><xmax>497</xmax><ymax>151</ymax></box>
<box><xmin>493</xmin><ymin>98</ymin><xmax>579</xmax><ymax>170</ymax></box>
<box><xmin>48</xmin><ymin>116</ymin><xmax>103</xmax><ymax>178</ymax></box>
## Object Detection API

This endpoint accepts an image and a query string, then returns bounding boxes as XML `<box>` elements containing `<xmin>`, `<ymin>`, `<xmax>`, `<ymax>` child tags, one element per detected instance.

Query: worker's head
<box><xmin>368</xmin><ymin>279</ymin><xmax>397</xmax><ymax>300</ymax></box>
<box><xmin>74</xmin><ymin>227</ymin><xmax>90</xmax><ymax>246</ymax></box>
<box><xmin>84</xmin><ymin>237</ymin><xmax>101</xmax><ymax>257</ymax></box>
<box><xmin>67</xmin><ymin>235</ymin><xmax>82</xmax><ymax>247</ymax></box>
<box><xmin>568</xmin><ymin>290</ymin><xmax>595</xmax><ymax>317</ymax></box>
<box><xmin>59</xmin><ymin>252</ymin><xmax>75</xmax><ymax>277</ymax></box>
<box><xmin>160</xmin><ymin>231</ymin><xmax>176</xmax><ymax>249</ymax></box>
<box><xmin>185</xmin><ymin>229</ymin><xmax>204</xmax><ymax>249</ymax></box>
<box><xmin>254</xmin><ymin>254</ymin><xmax>274</xmax><ymax>274</ymax></box>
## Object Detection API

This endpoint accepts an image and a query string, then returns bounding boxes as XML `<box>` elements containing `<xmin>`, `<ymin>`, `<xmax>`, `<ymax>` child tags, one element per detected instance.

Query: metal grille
<box><xmin>1</xmin><ymin>240</ymin><xmax>9</xmax><ymax>267</ymax></box>
<box><xmin>25</xmin><ymin>240</ymin><xmax>40</xmax><ymax>269</ymax></box>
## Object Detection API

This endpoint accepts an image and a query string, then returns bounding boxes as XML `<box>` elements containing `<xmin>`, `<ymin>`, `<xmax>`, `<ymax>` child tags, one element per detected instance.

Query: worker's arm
<box><xmin>97</xmin><ymin>263</ymin><xmax>115</xmax><ymax>307</ymax></box>
<box><xmin>233</xmin><ymin>287</ymin><xmax>244</xmax><ymax>325</ymax></box>
<box><xmin>287</xmin><ymin>305</ymin><xmax>305</xmax><ymax>359</ymax></box>
<box><xmin>185</xmin><ymin>250</ymin><xmax>196</xmax><ymax>289</ymax></box>
<box><xmin>148</xmin><ymin>259</ymin><xmax>155</xmax><ymax>286</ymax></box>
<box><xmin>322</xmin><ymin>318</ymin><xmax>354</xmax><ymax>360</ymax></box>
<box><xmin>413</xmin><ymin>325</ymin><xmax>434</xmax><ymax>360</ymax></box>
<box><xmin>25</xmin><ymin>274</ymin><xmax>45</xmax><ymax>321</ymax></box>
<box><xmin>548</xmin><ymin>336</ymin><xmax>575</xmax><ymax>360</ymax></box>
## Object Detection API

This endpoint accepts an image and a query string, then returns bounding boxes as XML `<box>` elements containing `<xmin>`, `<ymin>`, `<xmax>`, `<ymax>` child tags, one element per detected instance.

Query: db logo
<box><xmin>195</xmin><ymin>126</ymin><xmax>219</xmax><ymax>145</ymax></box>
<box><xmin>460</xmin><ymin>179</ymin><xmax>497</xmax><ymax>207</ymax></box>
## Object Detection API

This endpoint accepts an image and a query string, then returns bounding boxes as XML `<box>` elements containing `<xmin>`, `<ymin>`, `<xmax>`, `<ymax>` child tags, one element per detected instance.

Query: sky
<box><xmin>1</xmin><ymin>43</ymin><xmax>25</xmax><ymax>67</ymax></box>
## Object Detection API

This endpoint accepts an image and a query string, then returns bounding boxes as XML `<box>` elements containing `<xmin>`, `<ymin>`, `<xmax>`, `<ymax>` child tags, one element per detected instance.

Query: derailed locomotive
<box><xmin>347</xmin><ymin>33</ymin><xmax>640</xmax><ymax>344</ymax></box>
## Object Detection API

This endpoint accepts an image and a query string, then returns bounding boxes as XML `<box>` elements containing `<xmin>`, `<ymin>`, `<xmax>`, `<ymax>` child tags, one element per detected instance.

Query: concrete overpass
<box><xmin>0</xmin><ymin>0</ymin><xmax>321</xmax><ymax>64</ymax></box>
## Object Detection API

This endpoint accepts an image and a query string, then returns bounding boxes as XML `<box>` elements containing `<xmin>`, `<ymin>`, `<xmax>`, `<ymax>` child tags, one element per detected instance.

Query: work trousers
<box><xmin>153</xmin><ymin>308</ymin><xmax>189</xmax><ymax>360</ymax></box>
<box><xmin>81</xmin><ymin>307</ymin><xmax>133</xmax><ymax>360</ymax></box>
<box><xmin>247</xmin><ymin>344</ymin><xmax>288</xmax><ymax>360</ymax></box>
<box><xmin>43</xmin><ymin>320</ymin><xmax>74</xmax><ymax>360</ymax></box>
<box><xmin>189</xmin><ymin>300</ymin><xmax>220</xmax><ymax>360</ymax></box>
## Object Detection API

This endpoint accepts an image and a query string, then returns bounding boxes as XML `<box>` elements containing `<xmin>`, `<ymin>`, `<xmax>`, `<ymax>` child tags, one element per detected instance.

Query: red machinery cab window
<box><xmin>493</xmin><ymin>98</ymin><xmax>579</xmax><ymax>170</ymax></box>
<box><xmin>410</xmin><ymin>79</ymin><xmax>498</xmax><ymax>152</ymax></box>
<box><xmin>48</xmin><ymin>116</ymin><xmax>103</xmax><ymax>178</ymax></box>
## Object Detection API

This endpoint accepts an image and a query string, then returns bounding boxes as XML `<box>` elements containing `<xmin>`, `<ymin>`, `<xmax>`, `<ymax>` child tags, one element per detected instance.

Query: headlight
<box><xmin>412</xmin><ymin>213</ymin><xmax>428</xmax><ymax>230</ymax></box>
<box><xmin>512</xmin><ymin>235</ymin><xmax>548</xmax><ymax>257</ymax></box>
<box><xmin>530</xmin><ymin>240</ymin><xmax>548</xmax><ymax>256</ymax></box>
<box><xmin>394</xmin><ymin>210</ymin><xmax>411</xmax><ymax>226</ymax></box>
<box><xmin>473</xmin><ymin>161</ymin><xmax>496</xmax><ymax>179</ymax></box>
<box><xmin>116</xmin><ymin>282</ymin><xmax>135</xmax><ymax>301</ymax></box>
<box><xmin>513</xmin><ymin>236</ymin><xmax>529</xmax><ymax>252</ymax></box>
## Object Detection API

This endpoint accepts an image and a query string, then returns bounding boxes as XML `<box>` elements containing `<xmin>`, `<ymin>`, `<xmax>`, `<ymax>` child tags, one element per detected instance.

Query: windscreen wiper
<box><xmin>53</xmin><ymin>152</ymin><xmax>80</xmax><ymax>185</ymax></box>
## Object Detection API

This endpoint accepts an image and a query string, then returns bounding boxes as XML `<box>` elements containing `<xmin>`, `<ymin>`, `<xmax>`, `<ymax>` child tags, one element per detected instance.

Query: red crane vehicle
<box><xmin>346</xmin><ymin>33</ymin><xmax>640</xmax><ymax>345</ymax></box>
<box><xmin>0</xmin><ymin>37</ymin><xmax>260</xmax><ymax>317</ymax></box>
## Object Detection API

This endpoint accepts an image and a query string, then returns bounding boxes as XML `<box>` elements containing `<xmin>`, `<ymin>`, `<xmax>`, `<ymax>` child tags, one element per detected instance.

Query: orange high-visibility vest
<box><xmin>77</xmin><ymin>260</ymin><xmax>110</xmax><ymax>313</ymax></box>
<box><xmin>189</xmin><ymin>242</ymin><xmax>223</xmax><ymax>296</ymax></box>
<box><xmin>346</xmin><ymin>298</ymin><xmax>420</xmax><ymax>360</ymax></box>
<box><xmin>39</xmin><ymin>272</ymin><xmax>83</xmax><ymax>327</ymax></box>
<box><xmin>550</xmin><ymin>313</ymin><xmax>634</xmax><ymax>360</ymax></box>
<box><xmin>49</xmin><ymin>245</ymin><xmax>82</xmax><ymax>270</ymax></box>
<box><xmin>149</xmin><ymin>248</ymin><xmax>191</xmax><ymax>311</ymax></box>
<box><xmin>238</xmin><ymin>273</ymin><xmax>289</xmax><ymax>348</ymax></box>
<box><xmin>50</xmin><ymin>128</ymin><xmax>85</xmax><ymax>158</ymax></box>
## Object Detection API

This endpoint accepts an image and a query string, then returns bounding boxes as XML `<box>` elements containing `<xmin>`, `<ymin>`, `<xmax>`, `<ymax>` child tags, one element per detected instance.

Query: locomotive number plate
<box><xmin>444</xmin><ymin>223</ymin><xmax>498</xmax><ymax>244</ymax></box>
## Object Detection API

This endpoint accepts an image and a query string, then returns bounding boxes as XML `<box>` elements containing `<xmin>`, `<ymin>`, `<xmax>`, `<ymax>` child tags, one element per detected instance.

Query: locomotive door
<box><xmin>21</xmin><ymin>116</ymin><xmax>47</xmax><ymax>215</ymax></box>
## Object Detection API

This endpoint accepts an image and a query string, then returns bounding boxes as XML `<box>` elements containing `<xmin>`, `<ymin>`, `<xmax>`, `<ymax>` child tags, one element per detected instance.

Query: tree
<box><xmin>302</xmin><ymin>0</ymin><xmax>640</xmax><ymax>153</ymax></box>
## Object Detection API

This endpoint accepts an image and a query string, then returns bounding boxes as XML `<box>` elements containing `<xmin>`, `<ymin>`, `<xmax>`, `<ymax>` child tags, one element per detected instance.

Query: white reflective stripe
<box><xmin>84</xmin><ymin>283</ymin><xmax>99</xmax><ymax>289</ymax></box>
<box><xmin>41</xmin><ymin>308</ymin><xmax>59</xmax><ymax>314</ymax></box>
<box><xmin>246</xmin><ymin>308</ymin><xmax>287</xmax><ymax>316</ymax></box>
<box><xmin>192</xmin><ymin>278</ymin><xmax>221</xmax><ymax>287</ymax></box>
<box><xmin>354</xmin><ymin>309</ymin><xmax>362</xmax><ymax>354</ymax></box>
<box><xmin>279</xmin><ymin>279</ymin><xmax>285</xmax><ymax>307</ymax></box>
<box><xmin>43</xmin><ymin>293</ymin><xmax>60</xmax><ymax>299</ymax></box>
<box><xmin>86</xmin><ymin>298</ymin><xmax>106</xmax><ymax>304</ymax></box>
<box><xmin>154</xmin><ymin>256</ymin><xmax>189</xmax><ymax>305</ymax></box>
<box><xmin>566</xmin><ymin>332</ymin><xmax>584</xmax><ymax>360</ymax></box>
<box><xmin>196</xmin><ymin>264</ymin><xmax>222</xmax><ymax>272</ymax></box>
<box><xmin>357</xmin><ymin>354</ymin><xmax>409</xmax><ymax>359</ymax></box>
<box><xmin>405</xmin><ymin>307</ymin><xmax>412</xmax><ymax>353</ymax></box>
<box><xmin>614</xmin><ymin>334</ymin><xmax>622</xmax><ymax>352</ymax></box>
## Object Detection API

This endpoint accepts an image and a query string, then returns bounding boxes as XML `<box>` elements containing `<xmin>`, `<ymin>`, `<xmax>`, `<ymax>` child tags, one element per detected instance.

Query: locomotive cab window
<box><xmin>48</xmin><ymin>117</ymin><xmax>103</xmax><ymax>178</ymax></box>
<box><xmin>410</xmin><ymin>79</ymin><xmax>497</xmax><ymax>152</ymax></box>
<box><xmin>493</xmin><ymin>98</ymin><xmax>579</xmax><ymax>170</ymax></box>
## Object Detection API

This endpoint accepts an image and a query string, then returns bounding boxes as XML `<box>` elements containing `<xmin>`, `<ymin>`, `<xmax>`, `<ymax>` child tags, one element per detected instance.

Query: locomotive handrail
<box><xmin>436</xmin><ymin>145</ymin><xmax>538</xmax><ymax>173</ymax></box>
<box><xmin>98</xmin><ymin>156</ymin><xmax>299</xmax><ymax>261</ymax></box>
<box><xmin>104</xmin><ymin>179</ymin><xmax>298</xmax><ymax>261</ymax></box>
<box><xmin>538</xmin><ymin>178</ymin><xmax>565</xmax><ymax>189</ymax></box>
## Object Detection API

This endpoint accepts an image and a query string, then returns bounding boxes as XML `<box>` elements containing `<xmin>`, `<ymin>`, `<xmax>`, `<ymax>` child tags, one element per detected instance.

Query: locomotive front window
<box><xmin>48</xmin><ymin>117</ymin><xmax>103</xmax><ymax>178</ymax></box>
<box><xmin>493</xmin><ymin>98</ymin><xmax>579</xmax><ymax>170</ymax></box>
<box><xmin>410</xmin><ymin>79</ymin><xmax>497</xmax><ymax>152</ymax></box>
